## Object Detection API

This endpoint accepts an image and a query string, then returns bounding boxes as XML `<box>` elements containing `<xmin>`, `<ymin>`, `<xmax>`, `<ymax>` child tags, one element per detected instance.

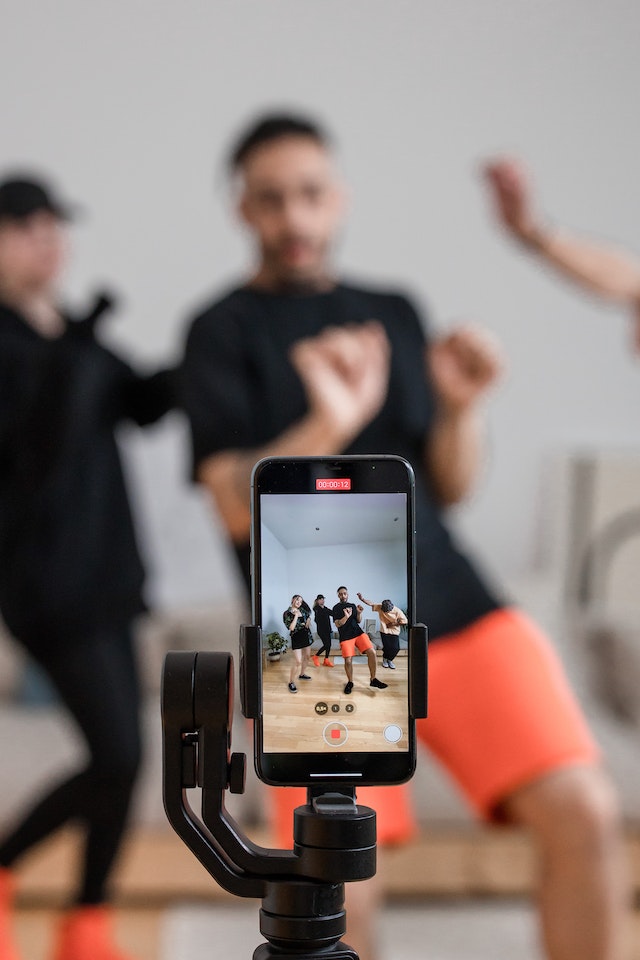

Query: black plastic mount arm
<box><xmin>162</xmin><ymin>650</ymin><xmax>299</xmax><ymax>899</ymax></box>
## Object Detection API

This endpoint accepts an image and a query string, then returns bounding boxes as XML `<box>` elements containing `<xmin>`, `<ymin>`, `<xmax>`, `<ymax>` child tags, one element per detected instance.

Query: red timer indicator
<box><xmin>315</xmin><ymin>477</ymin><xmax>352</xmax><ymax>491</ymax></box>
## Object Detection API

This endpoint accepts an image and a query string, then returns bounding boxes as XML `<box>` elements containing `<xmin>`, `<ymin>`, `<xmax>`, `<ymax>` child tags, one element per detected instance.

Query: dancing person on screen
<box><xmin>331</xmin><ymin>587</ymin><xmax>387</xmax><ymax>694</ymax></box>
<box><xmin>357</xmin><ymin>593</ymin><xmax>408</xmax><ymax>668</ymax></box>
<box><xmin>312</xmin><ymin>594</ymin><xmax>334</xmax><ymax>667</ymax></box>
<box><xmin>282</xmin><ymin>595</ymin><xmax>313</xmax><ymax>692</ymax></box>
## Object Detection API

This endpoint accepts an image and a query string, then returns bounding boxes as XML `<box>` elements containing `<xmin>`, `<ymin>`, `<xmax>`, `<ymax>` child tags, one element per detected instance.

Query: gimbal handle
<box><xmin>161</xmin><ymin>648</ymin><xmax>380</xmax><ymax>898</ymax></box>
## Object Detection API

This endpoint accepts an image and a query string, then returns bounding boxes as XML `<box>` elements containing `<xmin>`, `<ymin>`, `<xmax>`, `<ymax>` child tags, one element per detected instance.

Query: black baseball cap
<box><xmin>0</xmin><ymin>175</ymin><xmax>74</xmax><ymax>223</ymax></box>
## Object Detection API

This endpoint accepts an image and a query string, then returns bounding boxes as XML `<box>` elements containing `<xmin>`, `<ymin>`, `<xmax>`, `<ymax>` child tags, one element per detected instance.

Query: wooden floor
<box><xmin>11</xmin><ymin>825</ymin><xmax>640</xmax><ymax>959</ymax></box>
<box><xmin>262</xmin><ymin>650</ymin><xmax>409</xmax><ymax>752</ymax></box>
<box><xmin>14</xmin><ymin>908</ymin><xmax>161</xmax><ymax>960</ymax></box>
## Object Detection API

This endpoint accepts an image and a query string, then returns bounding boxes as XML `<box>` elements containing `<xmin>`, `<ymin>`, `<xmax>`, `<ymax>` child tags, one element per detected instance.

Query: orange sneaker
<box><xmin>51</xmin><ymin>906</ymin><xmax>135</xmax><ymax>960</ymax></box>
<box><xmin>0</xmin><ymin>868</ymin><xmax>21</xmax><ymax>960</ymax></box>
<box><xmin>312</xmin><ymin>655</ymin><xmax>321</xmax><ymax>667</ymax></box>
<box><xmin>323</xmin><ymin>658</ymin><xmax>334</xmax><ymax>667</ymax></box>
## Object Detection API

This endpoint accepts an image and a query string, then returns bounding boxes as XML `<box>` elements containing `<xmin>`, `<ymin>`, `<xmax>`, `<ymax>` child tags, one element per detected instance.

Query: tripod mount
<box><xmin>161</xmin><ymin>624</ymin><xmax>427</xmax><ymax>959</ymax></box>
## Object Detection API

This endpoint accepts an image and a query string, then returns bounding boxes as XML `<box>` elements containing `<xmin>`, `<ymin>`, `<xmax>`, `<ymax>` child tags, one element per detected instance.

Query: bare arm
<box><xmin>485</xmin><ymin>158</ymin><xmax>640</xmax><ymax>304</ymax></box>
<box><xmin>197</xmin><ymin>322</ymin><xmax>391</xmax><ymax>543</ymax></box>
<box><xmin>425</xmin><ymin>327</ymin><xmax>503</xmax><ymax>506</ymax></box>
<box><xmin>356</xmin><ymin>592</ymin><xmax>374</xmax><ymax>607</ymax></box>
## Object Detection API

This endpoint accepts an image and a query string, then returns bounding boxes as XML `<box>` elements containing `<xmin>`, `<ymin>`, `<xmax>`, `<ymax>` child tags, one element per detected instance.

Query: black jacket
<box><xmin>0</xmin><ymin>300</ymin><xmax>175</xmax><ymax>648</ymax></box>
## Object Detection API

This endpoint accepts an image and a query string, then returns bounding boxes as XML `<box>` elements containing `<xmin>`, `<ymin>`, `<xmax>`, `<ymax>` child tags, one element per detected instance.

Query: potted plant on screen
<box><xmin>265</xmin><ymin>631</ymin><xmax>288</xmax><ymax>662</ymax></box>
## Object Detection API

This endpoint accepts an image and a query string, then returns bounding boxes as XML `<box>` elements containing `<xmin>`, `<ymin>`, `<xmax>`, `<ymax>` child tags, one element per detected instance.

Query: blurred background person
<box><xmin>485</xmin><ymin>158</ymin><xmax>640</xmax><ymax>352</ymax></box>
<box><xmin>0</xmin><ymin>175</ymin><xmax>174</xmax><ymax>960</ymax></box>
<box><xmin>180</xmin><ymin>113</ymin><xmax>628</xmax><ymax>960</ymax></box>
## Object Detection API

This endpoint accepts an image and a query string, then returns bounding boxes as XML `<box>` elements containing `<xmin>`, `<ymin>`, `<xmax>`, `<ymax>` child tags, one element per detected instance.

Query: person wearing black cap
<box><xmin>0</xmin><ymin>174</ymin><xmax>175</xmax><ymax>960</ymax></box>
<box><xmin>311</xmin><ymin>594</ymin><xmax>334</xmax><ymax>667</ymax></box>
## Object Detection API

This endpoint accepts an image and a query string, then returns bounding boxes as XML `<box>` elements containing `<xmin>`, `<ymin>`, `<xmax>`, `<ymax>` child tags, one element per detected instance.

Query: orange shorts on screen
<box><xmin>269</xmin><ymin>607</ymin><xmax>600</xmax><ymax>847</ymax></box>
<box><xmin>339</xmin><ymin>632</ymin><xmax>373</xmax><ymax>658</ymax></box>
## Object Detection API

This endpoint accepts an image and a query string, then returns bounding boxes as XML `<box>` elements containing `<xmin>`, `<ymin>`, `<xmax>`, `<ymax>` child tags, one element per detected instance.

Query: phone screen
<box><xmin>251</xmin><ymin>456</ymin><xmax>416</xmax><ymax>786</ymax></box>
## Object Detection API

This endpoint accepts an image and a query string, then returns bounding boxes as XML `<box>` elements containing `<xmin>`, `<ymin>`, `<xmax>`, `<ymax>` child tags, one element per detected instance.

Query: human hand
<box><xmin>357</xmin><ymin>604</ymin><xmax>364</xmax><ymax>614</ymax></box>
<box><xmin>427</xmin><ymin>325</ymin><xmax>504</xmax><ymax>413</ymax></box>
<box><xmin>344</xmin><ymin>606</ymin><xmax>352</xmax><ymax>617</ymax></box>
<box><xmin>289</xmin><ymin>321</ymin><xmax>391</xmax><ymax>445</ymax></box>
<box><xmin>483</xmin><ymin>157</ymin><xmax>541</xmax><ymax>245</ymax></box>
<box><xmin>356</xmin><ymin>592</ymin><xmax>364</xmax><ymax>601</ymax></box>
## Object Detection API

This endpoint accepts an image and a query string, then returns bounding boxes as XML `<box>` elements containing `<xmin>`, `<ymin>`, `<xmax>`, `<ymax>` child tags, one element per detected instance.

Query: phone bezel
<box><xmin>251</xmin><ymin>455</ymin><xmax>416</xmax><ymax>787</ymax></box>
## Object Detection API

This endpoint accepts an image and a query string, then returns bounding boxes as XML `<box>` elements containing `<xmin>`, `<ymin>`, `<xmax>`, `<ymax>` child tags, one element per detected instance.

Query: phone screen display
<box><xmin>252</xmin><ymin>456</ymin><xmax>415</xmax><ymax>785</ymax></box>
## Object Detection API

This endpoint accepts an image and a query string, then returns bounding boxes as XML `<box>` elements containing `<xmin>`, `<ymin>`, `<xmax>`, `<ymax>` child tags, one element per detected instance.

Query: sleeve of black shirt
<box><xmin>181</xmin><ymin>306</ymin><xmax>258</xmax><ymax>475</ymax></box>
<box><xmin>387</xmin><ymin>292</ymin><xmax>434</xmax><ymax>439</ymax></box>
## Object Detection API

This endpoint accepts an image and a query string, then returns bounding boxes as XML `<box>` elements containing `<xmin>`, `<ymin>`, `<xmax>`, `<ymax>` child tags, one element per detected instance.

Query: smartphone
<box><xmin>251</xmin><ymin>455</ymin><xmax>416</xmax><ymax>787</ymax></box>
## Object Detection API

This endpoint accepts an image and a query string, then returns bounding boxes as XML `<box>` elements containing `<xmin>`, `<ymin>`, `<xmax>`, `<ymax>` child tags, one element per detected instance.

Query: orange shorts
<box><xmin>339</xmin><ymin>631</ymin><xmax>373</xmax><ymax>658</ymax></box>
<box><xmin>269</xmin><ymin>607</ymin><xmax>600</xmax><ymax>847</ymax></box>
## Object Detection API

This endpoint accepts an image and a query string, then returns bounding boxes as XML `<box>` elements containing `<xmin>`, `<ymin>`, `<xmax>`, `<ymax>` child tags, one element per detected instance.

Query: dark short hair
<box><xmin>337</xmin><ymin>586</ymin><xmax>347</xmax><ymax>593</ymax></box>
<box><xmin>229</xmin><ymin>113</ymin><xmax>330</xmax><ymax>172</ymax></box>
<box><xmin>381</xmin><ymin>599</ymin><xmax>394</xmax><ymax>613</ymax></box>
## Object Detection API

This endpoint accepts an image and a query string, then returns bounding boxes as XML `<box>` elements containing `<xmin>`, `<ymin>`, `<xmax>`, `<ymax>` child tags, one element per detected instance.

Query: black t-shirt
<box><xmin>181</xmin><ymin>281</ymin><xmax>503</xmax><ymax>640</ymax></box>
<box><xmin>0</xmin><ymin>303</ymin><xmax>175</xmax><ymax>648</ymax></box>
<box><xmin>314</xmin><ymin>604</ymin><xmax>333</xmax><ymax>637</ymax></box>
<box><xmin>332</xmin><ymin>601</ymin><xmax>364</xmax><ymax>641</ymax></box>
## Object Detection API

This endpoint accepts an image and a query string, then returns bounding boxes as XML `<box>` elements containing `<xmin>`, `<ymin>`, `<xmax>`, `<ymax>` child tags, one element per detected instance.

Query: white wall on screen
<box><xmin>261</xmin><ymin>537</ymin><xmax>406</xmax><ymax>638</ymax></box>
<box><xmin>260</xmin><ymin>524</ymin><xmax>288</xmax><ymax>636</ymax></box>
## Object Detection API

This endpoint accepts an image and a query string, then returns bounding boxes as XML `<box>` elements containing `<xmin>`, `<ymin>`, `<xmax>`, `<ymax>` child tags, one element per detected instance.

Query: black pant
<box><xmin>316</xmin><ymin>633</ymin><xmax>332</xmax><ymax>658</ymax></box>
<box><xmin>0</xmin><ymin>625</ymin><xmax>142</xmax><ymax>905</ymax></box>
<box><xmin>380</xmin><ymin>632</ymin><xmax>400</xmax><ymax>662</ymax></box>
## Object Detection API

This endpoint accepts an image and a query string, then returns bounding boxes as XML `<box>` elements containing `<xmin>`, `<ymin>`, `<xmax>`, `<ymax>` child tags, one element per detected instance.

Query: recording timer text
<box><xmin>315</xmin><ymin>478</ymin><xmax>352</xmax><ymax>491</ymax></box>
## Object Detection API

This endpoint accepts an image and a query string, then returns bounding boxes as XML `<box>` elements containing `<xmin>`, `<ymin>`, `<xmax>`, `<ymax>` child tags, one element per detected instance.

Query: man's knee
<box><xmin>506</xmin><ymin>765</ymin><xmax>621</xmax><ymax>852</ymax></box>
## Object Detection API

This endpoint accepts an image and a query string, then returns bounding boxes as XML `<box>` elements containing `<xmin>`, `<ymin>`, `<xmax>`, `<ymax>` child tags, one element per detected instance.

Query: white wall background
<box><xmin>2</xmin><ymin>0</ymin><xmax>639</xmax><ymax>613</ymax></box>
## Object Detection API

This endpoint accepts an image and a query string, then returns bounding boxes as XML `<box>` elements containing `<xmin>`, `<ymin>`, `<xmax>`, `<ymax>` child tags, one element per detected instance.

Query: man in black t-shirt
<box><xmin>181</xmin><ymin>114</ymin><xmax>625</xmax><ymax>960</ymax></box>
<box><xmin>331</xmin><ymin>586</ymin><xmax>387</xmax><ymax>694</ymax></box>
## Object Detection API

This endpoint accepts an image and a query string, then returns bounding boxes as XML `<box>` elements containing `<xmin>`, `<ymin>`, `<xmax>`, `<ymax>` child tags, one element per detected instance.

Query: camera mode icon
<box><xmin>314</xmin><ymin>702</ymin><xmax>329</xmax><ymax>716</ymax></box>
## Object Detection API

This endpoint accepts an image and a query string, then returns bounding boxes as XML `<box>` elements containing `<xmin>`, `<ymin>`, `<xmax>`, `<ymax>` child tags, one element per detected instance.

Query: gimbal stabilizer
<box><xmin>161</xmin><ymin>624</ymin><xmax>428</xmax><ymax>960</ymax></box>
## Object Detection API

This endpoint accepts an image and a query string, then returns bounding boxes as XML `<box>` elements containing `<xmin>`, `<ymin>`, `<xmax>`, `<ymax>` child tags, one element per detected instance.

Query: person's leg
<box><xmin>416</xmin><ymin>608</ymin><xmax>629</xmax><ymax>960</ymax></box>
<box><xmin>356</xmin><ymin>637</ymin><xmax>386</xmax><ymax>689</ymax></box>
<box><xmin>0</xmin><ymin>627</ymin><xmax>141</xmax><ymax>902</ymax></box>
<box><xmin>299</xmin><ymin>647</ymin><xmax>311</xmax><ymax>678</ymax></box>
<box><xmin>384</xmin><ymin>633</ymin><xmax>399</xmax><ymax>663</ymax></box>
<box><xmin>343</xmin><ymin>655</ymin><xmax>353</xmax><ymax>682</ymax></box>
<box><xmin>501</xmin><ymin>766</ymin><xmax>628</xmax><ymax>960</ymax></box>
<box><xmin>289</xmin><ymin>649</ymin><xmax>302</xmax><ymax>687</ymax></box>
<box><xmin>48</xmin><ymin>628</ymin><xmax>142</xmax><ymax>906</ymax></box>
<box><xmin>365</xmin><ymin>647</ymin><xmax>377</xmax><ymax>679</ymax></box>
